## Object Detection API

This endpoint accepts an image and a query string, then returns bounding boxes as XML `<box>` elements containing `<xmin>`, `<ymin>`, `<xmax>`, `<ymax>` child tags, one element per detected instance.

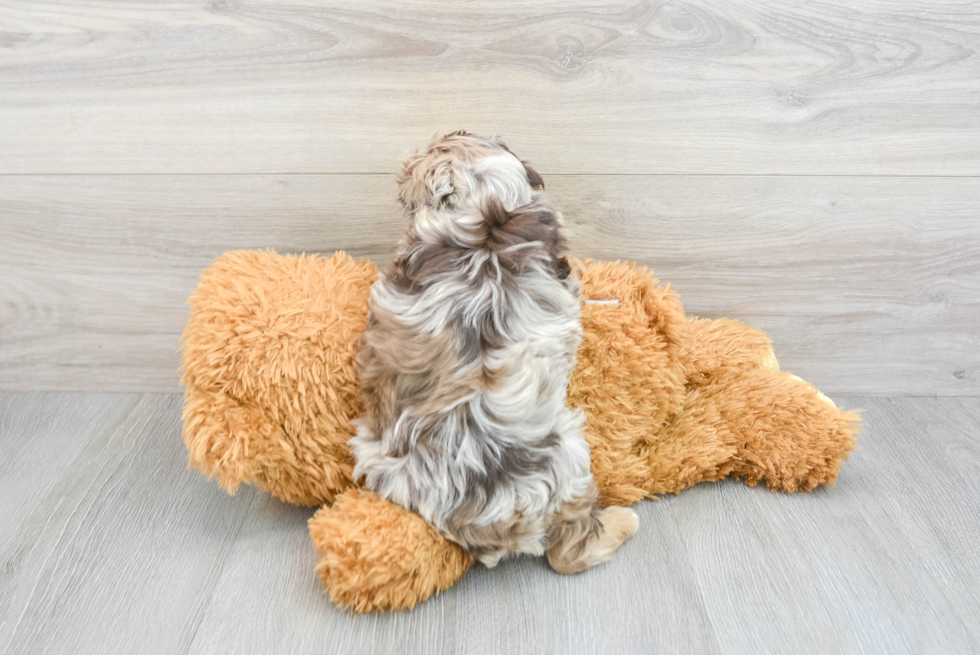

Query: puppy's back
<box><xmin>351</xmin><ymin>197</ymin><xmax>590</xmax><ymax>562</ymax></box>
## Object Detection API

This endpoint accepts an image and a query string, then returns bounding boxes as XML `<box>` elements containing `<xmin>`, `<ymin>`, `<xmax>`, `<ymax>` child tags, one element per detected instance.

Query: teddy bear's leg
<box><xmin>697</xmin><ymin>368</ymin><xmax>860</xmax><ymax>492</ymax></box>
<box><xmin>681</xmin><ymin>317</ymin><xmax>779</xmax><ymax>378</ymax></box>
<box><xmin>309</xmin><ymin>489</ymin><xmax>473</xmax><ymax>613</ymax></box>
<box><xmin>643</xmin><ymin>383</ymin><xmax>743</xmax><ymax>496</ymax></box>
<box><xmin>644</xmin><ymin>368</ymin><xmax>859</xmax><ymax>496</ymax></box>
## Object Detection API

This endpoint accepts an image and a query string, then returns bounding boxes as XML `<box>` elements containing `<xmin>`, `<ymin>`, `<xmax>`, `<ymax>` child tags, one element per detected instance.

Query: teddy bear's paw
<box><xmin>788</xmin><ymin>373</ymin><xmax>835</xmax><ymax>407</ymax></box>
<box><xmin>761</xmin><ymin>348</ymin><xmax>780</xmax><ymax>371</ymax></box>
<box><xmin>309</xmin><ymin>489</ymin><xmax>473</xmax><ymax>613</ymax></box>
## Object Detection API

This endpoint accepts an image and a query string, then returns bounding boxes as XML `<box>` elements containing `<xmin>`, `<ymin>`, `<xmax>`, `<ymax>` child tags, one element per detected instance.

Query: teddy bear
<box><xmin>180</xmin><ymin>249</ymin><xmax>859</xmax><ymax>612</ymax></box>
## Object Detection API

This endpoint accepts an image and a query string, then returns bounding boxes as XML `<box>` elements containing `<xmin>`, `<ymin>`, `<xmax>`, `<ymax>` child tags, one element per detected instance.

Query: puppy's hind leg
<box><xmin>546</xmin><ymin>486</ymin><xmax>638</xmax><ymax>575</ymax></box>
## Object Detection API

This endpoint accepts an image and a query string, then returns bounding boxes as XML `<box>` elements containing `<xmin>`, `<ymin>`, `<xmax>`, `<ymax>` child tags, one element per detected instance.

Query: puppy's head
<box><xmin>396</xmin><ymin>131</ymin><xmax>545</xmax><ymax>214</ymax></box>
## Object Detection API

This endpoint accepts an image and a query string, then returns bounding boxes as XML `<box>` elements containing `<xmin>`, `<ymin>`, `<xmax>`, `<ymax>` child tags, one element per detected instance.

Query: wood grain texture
<box><xmin>0</xmin><ymin>392</ymin><xmax>136</xmax><ymax>635</ymax></box>
<box><xmin>1</xmin><ymin>174</ymin><xmax>977</xmax><ymax>394</ymax></box>
<box><xmin>667</xmin><ymin>397</ymin><xmax>980</xmax><ymax>653</ymax></box>
<box><xmin>1</xmin><ymin>0</ymin><xmax>979</xmax><ymax>174</ymax></box>
<box><xmin>1</xmin><ymin>392</ymin><xmax>979</xmax><ymax>654</ymax></box>
<box><xmin>187</xmin><ymin>491</ymin><xmax>722</xmax><ymax>655</ymax></box>
<box><xmin>0</xmin><ymin>393</ymin><xmax>258</xmax><ymax>655</ymax></box>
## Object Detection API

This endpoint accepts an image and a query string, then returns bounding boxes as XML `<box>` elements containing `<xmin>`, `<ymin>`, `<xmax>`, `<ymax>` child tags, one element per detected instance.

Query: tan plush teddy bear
<box><xmin>181</xmin><ymin>249</ymin><xmax>859</xmax><ymax>613</ymax></box>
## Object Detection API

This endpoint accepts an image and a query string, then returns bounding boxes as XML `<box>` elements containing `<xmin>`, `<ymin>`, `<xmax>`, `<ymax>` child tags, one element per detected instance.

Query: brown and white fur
<box><xmin>350</xmin><ymin>131</ymin><xmax>637</xmax><ymax>573</ymax></box>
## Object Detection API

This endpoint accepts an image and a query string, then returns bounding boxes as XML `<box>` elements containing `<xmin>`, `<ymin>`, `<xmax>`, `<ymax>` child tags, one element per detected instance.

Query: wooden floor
<box><xmin>0</xmin><ymin>391</ymin><xmax>977</xmax><ymax>654</ymax></box>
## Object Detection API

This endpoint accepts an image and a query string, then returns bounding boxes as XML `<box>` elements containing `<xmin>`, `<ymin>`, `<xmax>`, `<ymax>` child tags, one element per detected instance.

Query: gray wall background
<box><xmin>1</xmin><ymin>0</ymin><xmax>978</xmax><ymax>395</ymax></box>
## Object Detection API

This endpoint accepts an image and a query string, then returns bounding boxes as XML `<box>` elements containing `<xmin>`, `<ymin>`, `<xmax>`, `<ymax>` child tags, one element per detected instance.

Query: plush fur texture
<box><xmin>308</xmin><ymin>488</ymin><xmax>473</xmax><ymax>613</ymax></box>
<box><xmin>181</xmin><ymin>251</ymin><xmax>860</xmax><ymax>613</ymax></box>
<box><xmin>351</xmin><ymin>131</ymin><xmax>634</xmax><ymax>570</ymax></box>
<box><xmin>181</xmin><ymin>250</ymin><xmax>375</xmax><ymax>506</ymax></box>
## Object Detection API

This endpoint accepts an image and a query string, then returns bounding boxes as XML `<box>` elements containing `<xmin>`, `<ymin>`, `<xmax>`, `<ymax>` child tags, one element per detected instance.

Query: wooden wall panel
<box><xmin>1</xmin><ymin>174</ymin><xmax>976</xmax><ymax>394</ymax></box>
<box><xmin>0</xmin><ymin>0</ymin><xmax>978</xmax><ymax>175</ymax></box>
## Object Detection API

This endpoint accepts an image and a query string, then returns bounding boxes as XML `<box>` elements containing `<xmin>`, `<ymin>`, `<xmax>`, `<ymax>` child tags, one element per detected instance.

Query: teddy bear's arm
<box><xmin>309</xmin><ymin>489</ymin><xmax>473</xmax><ymax>613</ymax></box>
<box><xmin>182</xmin><ymin>389</ymin><xmax>291</xmax><ymax>494</ymax></box>
<box><xmin>182</xmin><ymin>388</ymin><xmax>356</xmax><ymax>506</ymax></box>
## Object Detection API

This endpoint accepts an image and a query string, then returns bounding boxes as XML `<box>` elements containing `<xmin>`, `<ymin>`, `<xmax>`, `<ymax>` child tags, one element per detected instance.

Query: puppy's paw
<box><xmin>598</xmin><ymin>506</ymin><xmax>639</xmax><ymax>545</ymax></box>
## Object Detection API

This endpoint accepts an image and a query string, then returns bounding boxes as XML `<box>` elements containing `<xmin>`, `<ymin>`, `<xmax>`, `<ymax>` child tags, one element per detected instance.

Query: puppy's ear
<box><xmin>556</xmin><ymin>256</ymin><xmax>570</xmax><ymax>280</ymax></box>
<box><xmin>523</xmin><ymin>162</ymin><xmax>544</xmax><ymax>190</ymax></box>
<box><xmin>492</xmin><ymin>139</ymin><xmax>543</xmax><ymax>191</ymax></box>
<box><xmin>396</xmin><ymin>150</ymin><xmax>454</xmax><ymax>211</ymax></box>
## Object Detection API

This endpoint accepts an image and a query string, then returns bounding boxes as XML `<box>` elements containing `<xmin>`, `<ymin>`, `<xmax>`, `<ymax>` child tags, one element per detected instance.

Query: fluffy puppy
<box><xmin>350</xmin><ymin>131</ymin><xmax>637</xmax><ymax>572</ymax></box>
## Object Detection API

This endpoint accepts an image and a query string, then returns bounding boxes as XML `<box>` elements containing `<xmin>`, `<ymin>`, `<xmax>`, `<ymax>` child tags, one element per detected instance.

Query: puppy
<box><xmin>350</xmin><ymin>131</ymin><xmax>637</xmax><ymax>572</ymax></box>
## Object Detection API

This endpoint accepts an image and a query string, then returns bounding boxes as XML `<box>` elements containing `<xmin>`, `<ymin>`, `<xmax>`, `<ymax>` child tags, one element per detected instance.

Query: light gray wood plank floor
<box><xmin>1</xmin><ymin>392</ymin><xmax>977</xmax><ymax>654</ymax></box>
